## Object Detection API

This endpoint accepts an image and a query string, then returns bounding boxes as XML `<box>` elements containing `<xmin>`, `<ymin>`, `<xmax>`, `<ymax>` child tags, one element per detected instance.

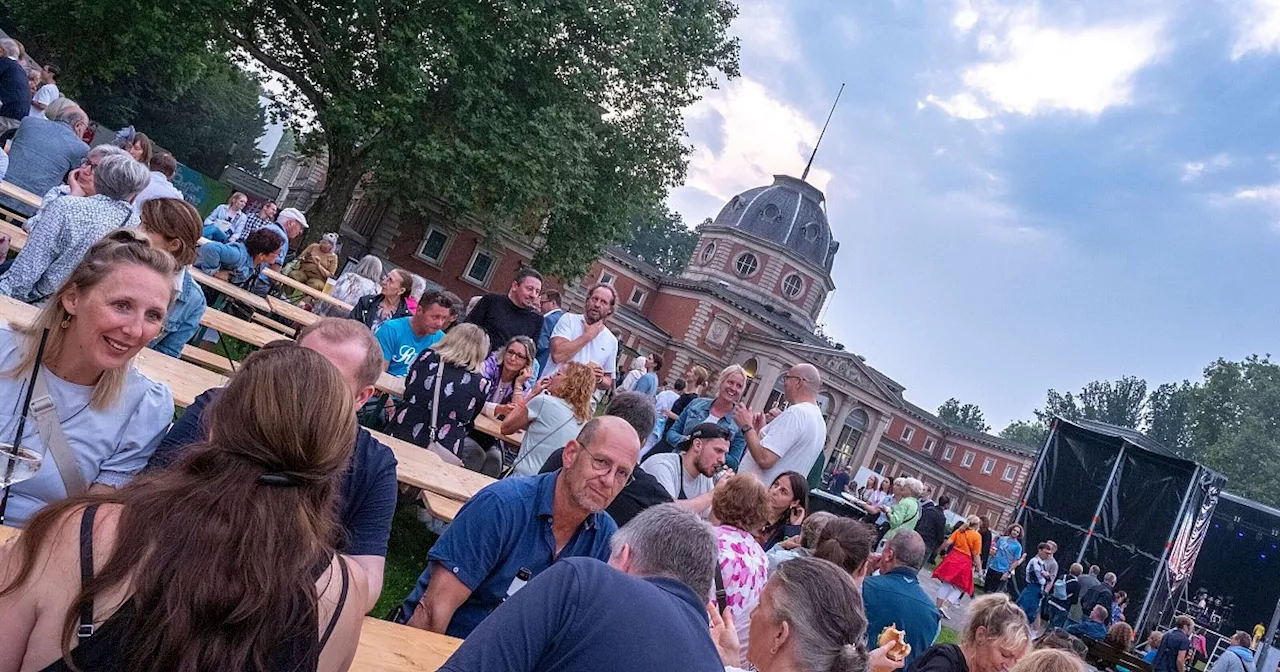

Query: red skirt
<box><xmin>933</xmin><ymin>550</ymin><xmax>976</xmax><ymax>595</ymax></box>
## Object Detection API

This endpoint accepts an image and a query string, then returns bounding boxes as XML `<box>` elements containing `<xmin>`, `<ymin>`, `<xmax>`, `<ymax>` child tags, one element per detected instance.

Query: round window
<box><xmin>762</xmin><ymin>203</ymin><xmax>781</xmax><ymax>221</ymax></box>
<box><xmin>735</xmin><ymin>252</ymin><xmax>759</xmax><ymax>277</ymax></box>
<box><xmin>803</xmin><ymin>221</ymin><xmax>820</xmax><ymax>242</ymax></box>
<box><xmin>700</xmin><ymin>242</ymin><xmax>716</xmax><ymax>264</ymax></box>
<box><xmin>782</xmin><ymin>273</ymin><xmax>804</xmax><ymax>298</ymax></box>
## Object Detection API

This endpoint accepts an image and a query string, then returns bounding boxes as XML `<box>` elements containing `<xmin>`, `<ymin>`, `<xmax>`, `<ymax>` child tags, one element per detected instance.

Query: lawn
<box><xmin>371</xmin><ymin>504</ymin><xmax>439</xmax><ymax>618</ymax></box>
<box><xmin>937</xmin><ymin>626</ymin><xmax>959</xmax><ymax>645</ymax></box>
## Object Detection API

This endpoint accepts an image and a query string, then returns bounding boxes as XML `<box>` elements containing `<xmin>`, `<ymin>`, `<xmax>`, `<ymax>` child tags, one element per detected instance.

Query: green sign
<box><xmin>172</xmin><ymin>163</ymin><xmax>233</xmax><ymax>217</ymax></box>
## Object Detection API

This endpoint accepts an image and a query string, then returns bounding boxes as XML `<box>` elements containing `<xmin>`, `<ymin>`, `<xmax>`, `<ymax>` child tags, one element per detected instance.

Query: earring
<box><xmin>60</xmin><ymin>315</ymin><xmax>72</xmax><ymax>329</ymax></box>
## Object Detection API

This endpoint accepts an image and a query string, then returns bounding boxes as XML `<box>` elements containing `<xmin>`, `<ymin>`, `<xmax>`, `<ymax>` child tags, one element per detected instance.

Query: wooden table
<box><xmin>266</xmin><ymin>296</ymin><xmax>321</xmax><ymax>327</ymax></box>
<box><xmin>370</xmin><ymin>429</ymin><xmax>496</xmax><ymax>502</ymax></box>
<box><xmin>421</xmin><ymin>491</ymin><xmax>463</xmax><ymax>523</ymax></box>
<box><xmin>352</xmin><ymin>617</ymin><xmax>461</xmax><ymax>671</ymax></box>
<box><xmin>200</xmin><ymin>308</ymin><xmax>292</xmax><ymax>348</ymax></box>
<box><xmin>1</xmin><ymin>220</ymin><xmax>28</xmax><ymax>252</ymax></box>
<box><xmin>0</xmin><ymin>181</ymin><xmax>42</xmax><ymax>209</ymax></box>
<box><xmin>251</xmin><ymin>312</ymin><xmax>297</xmax><ymax>337</ymax></box>
<box><xmin>473</xmin><ymin>412</ymin><xmax>525</xmax><ymax>445</ymax></box>
<box><xmin>377</xmin><ymin>373</ymin><xmax>405</xmax><ymax>397</ymax></box>
<box><xmin>263</xmin><ymin>268</ymin><xmax>353</xmax><ymax>313</ymax></box>
<box><xmin>180</xmin><ymin>344</ymin><xmax>236</xmax><ymax>375</ymax></box>
<box><xmin>189</xmin><ymin>269</ymin><xmax>272</xmax><ymax>313</ymax></box>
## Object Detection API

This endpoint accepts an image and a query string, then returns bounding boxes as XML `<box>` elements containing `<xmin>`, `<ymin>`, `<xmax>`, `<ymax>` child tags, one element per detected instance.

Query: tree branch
<box><xmin>275</xmin><ymin>0</ymin><xmax>346</xmax><ymax>93</ymax></box>
<box><xmin>221</xmin><ymin>23</ymin><xmax>326</xmax><ymax>114</ymax></box>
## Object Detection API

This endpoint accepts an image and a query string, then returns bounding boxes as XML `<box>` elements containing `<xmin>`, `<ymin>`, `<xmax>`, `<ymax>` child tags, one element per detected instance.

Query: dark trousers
<box><xmin>984</xmin><ymin>568</ymin><xmax>1009</xmax><ymax>594</ymax></box>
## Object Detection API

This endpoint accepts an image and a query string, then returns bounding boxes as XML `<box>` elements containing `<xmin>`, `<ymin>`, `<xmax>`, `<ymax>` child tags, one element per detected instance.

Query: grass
<box><xmin>937</xmin><ymin>627</ymin><xmax>960</xmax><ymax>645</ymax></box>
<box><xmin>370</xmin><ymin>503</ymin><xmax>439</xmax><ymax>618</ymax></box>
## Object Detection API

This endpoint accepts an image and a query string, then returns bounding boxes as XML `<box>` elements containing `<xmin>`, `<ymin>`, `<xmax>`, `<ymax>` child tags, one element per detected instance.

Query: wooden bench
<box><xmin>0</xmin><ymin>181</ymin><xmax>42</xmax><ymax>209</ymax></box>
<box><xmin>1083</xmin><ymin>637</ymin><xmax>1154</xmax><ymax>672</ymax></box>
<box><xmin>189</xmin><ymin>269</ymin><xmax>272</xmax><ymax>313</ymax></box>
<box><xmin>1</xmin><ymin>219</ymin><xmax>28</xmax><ymax>252</ymax></box>
<box><xmin>262</xmin><ymin>268</ymin><xmax>353</xmax><ymax>313</ymax></box>
<box><xmin>200</xmin><ymin>308</ymin><xmax>291</xmax><ymax>348</ymax></box>
<box><xmin>266</xmin><ymin>296</ymin><xmax>321</xmax><ymax>327</ymax></box>
<box><xmin>251</xmin><ymin>312</ymin><xmax>297</xmax><ymax>337</ymax></box>
<box><xmin>180</xmin><ymin>345</ymin><xmax>237</xmax><ymax>375</ymax></box>
<box><xmin>421</xmin><ymin>491</ymin><xmax>464</xmax><ymax>523</ymax></box>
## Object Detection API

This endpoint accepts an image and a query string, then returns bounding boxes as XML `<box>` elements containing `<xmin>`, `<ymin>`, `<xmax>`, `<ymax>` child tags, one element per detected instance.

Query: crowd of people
<box><xmin>0</xmin><ymin>36</ymin><xmax>1250</xmax><ymax>672</ymax></box>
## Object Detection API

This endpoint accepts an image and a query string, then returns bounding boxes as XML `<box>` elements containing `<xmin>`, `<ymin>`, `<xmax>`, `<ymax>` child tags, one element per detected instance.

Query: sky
<box><xmin>666</xmin><ymin>0</ymin><xmax>1280</xmax><ymax>430</ymax></box>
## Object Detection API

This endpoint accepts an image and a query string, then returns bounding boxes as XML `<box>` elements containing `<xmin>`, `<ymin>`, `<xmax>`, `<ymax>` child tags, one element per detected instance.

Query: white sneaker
<box><xmin>940</xmin><ymin>606</ymin><xmax>952</xmax><ymax>620</ymax></box>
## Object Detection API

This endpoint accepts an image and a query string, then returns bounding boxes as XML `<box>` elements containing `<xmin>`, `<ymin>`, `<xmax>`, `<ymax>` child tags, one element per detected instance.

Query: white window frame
<box><xmin>1002</xmin><ymin>465</ymin><xmax>1017</xmax><ymax>482</ymax></box>
<box><xmin>781</xmin><ymin>273</ymin><xmax>804</xmax><ymax>299</ymax></box>
<box><xmin>873</xmin><ymin>461</ymin><xmax>887</xmax><ymax>474</ymax></box>
<box><xmin>462</xmin><ymin>247</ymin><xmax>498</xmax><ymax>288</ymax></box>
<box><xmin>599</xmin><ymin>270</ymin><xmax>616</xmax><ymax>285</ymax></box>
<box><xmin>900</xmin><ymin>426</ymin><xmax>915</xmax><ymax>442</ymax></box>
<box><xmin>982</xmin><ymin>457</ymin><xmax>996</xmax><ymax>475</ymax></box>
<box><xmin>965</xmin><ymin>503</ymin><xmax>978</xmax><ymax>516</ymax></box>
<box><xmin>734</xmin><ymin>252</ymin><xmax>760</xmax><ymax>277</ymax></box>
<box><xmin>700</xmin><ymin>242</ymin><xmax>716</xmax><ymax>264</ymax></box>
<box><xmin>414</xmin><ymin>226</ymin><xmax>451</xmax><ymax>266</ymax></box>
<box><xmin>961</xmin><ymin>451</ymin><xmax>975</xmax><ymax>469</ymax></box>
<box><xmin>942</xmin><ymin>444</ymin><xmax>956</xmax><ymax>461</ymax></box>
<box><xmin>629</xmin><ymin>287</ymin><xmax>646</xmax><ymax>307</ymax></box>
<box><xmin>923</xmin><ymin>438</ymin><xmax>937</xmax><ymax>454</ymax></box>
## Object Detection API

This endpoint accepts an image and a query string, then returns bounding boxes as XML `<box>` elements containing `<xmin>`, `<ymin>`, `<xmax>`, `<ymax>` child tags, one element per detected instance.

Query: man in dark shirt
<box><xmin>148</xmin><ymin>319</ymin><xmax>398</xmax><ymax>611</ymax></box>
<box><xmin>916</xmin><ymin>495</ymin><xmax>950</xmax><ymax>563</ymax></box>
<box><xmin>1154</xmin><ymin>615</ymin><xmax>1195</xmax><ymax>672</ymax></box>
<box><xmin>439</xmin><ymin>504</ymin><xmax>725</xmax><ymax>672</ymax></box>
<box><xmin>466</xmin><ymin>267</ymin><xmax>544</xmax><ymax>352</ymax></box>
<box><xmin>0</xmin><ymin>39</ymin><xmax>30</xmax><ymax>124</ymax></box>
<box><xmin>1066</xmin><ymin>605</ymin><xmax>1111</xmax><ymax>641</ymax></box>
<box><xmin>1080</xmin><ymin>571</ymin><xmax>1117</xmax><ymax>624</ymax></box>
<box><xmin>540</xmin><ymin>391</ymin><xmax>671</xmax><ymax>526</ymax></box>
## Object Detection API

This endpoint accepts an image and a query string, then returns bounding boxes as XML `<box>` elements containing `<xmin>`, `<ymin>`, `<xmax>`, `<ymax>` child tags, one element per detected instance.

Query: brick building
<box><xmin>340</xmin><ymin>174</ymin><xmax>1036</xmax><ymax>527</ymax></box>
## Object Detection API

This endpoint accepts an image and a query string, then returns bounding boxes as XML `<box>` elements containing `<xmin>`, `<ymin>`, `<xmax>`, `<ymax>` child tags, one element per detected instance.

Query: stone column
<box><xmin>851</xmin><ymin>410</ymin><xmax>891</xmax><ymax>471</ymax></box>
<box><xmin>824</xmin><ymin>399</ymin><xmax>853</xmax><ymax>460</ymax></box>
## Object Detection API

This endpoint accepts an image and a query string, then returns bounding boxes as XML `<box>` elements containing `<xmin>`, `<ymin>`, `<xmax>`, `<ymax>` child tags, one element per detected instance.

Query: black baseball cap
<box><xmin>680</xmin><ymin>422</ymin><xmax>732</xmax><ymax>451</ymax></box>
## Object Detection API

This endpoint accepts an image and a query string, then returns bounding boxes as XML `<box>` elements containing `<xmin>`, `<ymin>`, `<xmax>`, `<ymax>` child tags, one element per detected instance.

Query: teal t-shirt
<box><xmin>375</xmin><ymin>317</ymin><xmax>443</xmax><ymax>377</ymax></box>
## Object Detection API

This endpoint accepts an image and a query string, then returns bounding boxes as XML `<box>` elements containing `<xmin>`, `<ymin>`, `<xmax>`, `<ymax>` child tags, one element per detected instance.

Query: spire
<box><xmin>801</xmin><ymin>83</ymin><xmax>845</xmax><ymax>182</ymax></box>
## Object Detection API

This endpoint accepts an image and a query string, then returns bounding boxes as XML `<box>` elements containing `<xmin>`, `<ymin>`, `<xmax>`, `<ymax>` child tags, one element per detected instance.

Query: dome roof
<box><xmin>710</xmin><ymin>174</ymin><xmax>838</xmax><ymax>271</ymax></box>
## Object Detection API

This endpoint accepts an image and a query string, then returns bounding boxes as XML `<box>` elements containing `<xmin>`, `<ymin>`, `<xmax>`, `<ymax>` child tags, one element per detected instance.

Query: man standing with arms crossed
<box><xmin>736</xmin><ymin>363</ymin><xmax>827</xmax><ymax>487</ymax></box>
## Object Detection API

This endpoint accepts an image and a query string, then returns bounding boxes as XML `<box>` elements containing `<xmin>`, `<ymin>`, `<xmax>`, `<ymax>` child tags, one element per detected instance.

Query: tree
<box><xmin>1000</xmin><ymin>420</ymin><xmax>1048</xmax><ymax>449</ymax></box>
<box><xmin>1033</xmin><ymin>376</ymin><xmax>1147</xmax><ymax>429</ymax></box>
<box><xmin>938</xmin><ymin>397</ymin><xmax>989</xmax><ymax>432</ymax></box>
<box><xmin>1145</xmin><ymin>381</ymin><xmax>1196</xmax><ymax>457</ymax></box>
<box><xmin>617</xmin><ymin>205</ymin><xmax>698</xmax><ymax>275</ymax></box>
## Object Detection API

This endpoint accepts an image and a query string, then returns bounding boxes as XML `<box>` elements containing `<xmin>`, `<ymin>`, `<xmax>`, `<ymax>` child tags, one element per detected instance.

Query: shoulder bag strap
<box><xmin>77</xmin><ymin>503</ymin><xmax>100</xmax><ymax>641</ymax></box>
<box><xmin>31</xmin><ymin>370</ymin><xmax>88</xmax><ymax>497</ymax></box>
<box><xmin>500</xmin><ymin>411</ymin><xmax>577</xmax><ymax>479</ymax></box>
<box><xmin>428</xmin><ymin>353</ymin><xmax>443</xmax><ymax>440</ymax></box>
<box><xmin>319</xmin><ymin>556</ymin><xmax>351</xmax><ymax>650</ymax></box>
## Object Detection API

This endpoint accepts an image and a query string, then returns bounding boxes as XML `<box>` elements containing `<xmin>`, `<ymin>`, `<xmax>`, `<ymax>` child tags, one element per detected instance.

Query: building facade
<box><xmin>340</xmin><ymin>174</ymin><xmax>1037</xmax><ymax>527</ymax></box>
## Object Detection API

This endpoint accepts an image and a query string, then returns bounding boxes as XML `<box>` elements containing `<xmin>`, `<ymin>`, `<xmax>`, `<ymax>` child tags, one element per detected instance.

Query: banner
<box><xmin>172</xmin><ymin>164</ymin><xmax>233</xmax><ymax>217</ymax></box>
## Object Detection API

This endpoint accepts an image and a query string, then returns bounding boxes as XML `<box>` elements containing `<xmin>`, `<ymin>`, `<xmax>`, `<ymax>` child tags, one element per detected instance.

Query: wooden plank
<box><xmin>351</xmin><ymin>617</ymin><xmax>461</xmax><ymax>672</ymax></box>
<box><xmin>266</xmin><ymin>296</ymin><xmax>321</xmax><ymax>327</ymax></box>
<box><xmin>262</xmin><ymin>267</ymin><xmax>353</xmax><ymax>313</ymax></box>
<box><xmin>200</xmin><ymin>308</ymin><xmax>291</xmax><ymax>348</ymax></box>
<box><xmin>251</xmin><ymin>312</ymin><xmax>297</xmax><ymax>337</ymax></box>
<box><xmin>180</xmin><ymin>345</ymin><xmax>236</xmax><ymax>375</ymax></box>
<box><xmin>421</xmin><ymin>491</ymin><xmax>463</xmax><ymax>523</ymax></box>
<box><xmin>369</xmin><ymin>429</ymin><xmax>496</xmax><ymax>502</ymax></box>
<box><xmin>1</xmin><ymin>220</ymin><xmax>28</xmax><ymax>252</ymax></box>
<box><xmin>189</xmin><ymin>269</ymin><xmax>272</xmax><ymax>313</ymax></box>
<box><xmin>0</xmin><ymin>181</ymin><xmax>42</xmax><ymax>209</ymax></box>
<box><xmin>377</xmin><ymin>373</ymin><xmax>404</xmax><ymax>397</ymax></box>
<box><xmin>473</xmin><ymin>412</ymin><xmax>525</xmax><ymax>445</ymax></box>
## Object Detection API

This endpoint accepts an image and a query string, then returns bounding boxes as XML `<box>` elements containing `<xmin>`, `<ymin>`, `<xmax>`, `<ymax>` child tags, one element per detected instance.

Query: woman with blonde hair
<box><xmin>0</xmin><ymin>345</ymin><xmax>367</xmax><ymax>671</ymax></box>
<box><xmin>933</xmin><ymin>514</ymin><xmax>985</xmax><ymax>618</ymax></box>
<box><xmin>318</xmin><ymin>254</ymin><xmax>382</xmax><ymax>317</ymax></box>
<box><xmin>347</xmin><ymin>268</ymin><xmax>411</xmax><ymax>332</ymax></box>
<box><xmin>388</xmin><ymin>323</ymin><xmax>490</xmax><ymax>466</ymax></box>
<box><xmin>660</xmin><ymin>363</ymin><xmax>751</xmax><ymax>467</ymax></box>
<box><xmin>501</xmin><ymin>361</ymin><xmax>596</xmax><ymax>476</ymax></box>
<box><xmin>1010</xmin><ymin>649</ymin><xmax>1085</xmax><ymax>672</ymax></box>
<box><xmin>913</xmin><ymin>593</ymin><xmax>1032</xmax><ymax>672</ymax></box>
<box><xmin>0</xmin><ymin>230</ymin><xmax>175</xmax><ymax>528</ymax></box>
<box><xmin>138</xmin><ymin>198</ymin><xmax>206</xmax><ymax>358</ymax></box>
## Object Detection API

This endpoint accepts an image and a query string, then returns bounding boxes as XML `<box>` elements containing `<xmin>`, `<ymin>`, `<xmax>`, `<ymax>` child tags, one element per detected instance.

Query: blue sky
<box><xmin>667</xmin><ymin>0</ymin><xmax>1280</xmax><ymax>430</ymax></box>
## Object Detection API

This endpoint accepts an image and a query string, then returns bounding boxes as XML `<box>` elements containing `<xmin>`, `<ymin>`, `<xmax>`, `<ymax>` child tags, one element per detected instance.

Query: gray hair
<box><xmin>352</xmin><ymin>254</ymin><xmax>383</xmax><ymax>283</ymax></box>
<box><xmin>93</xmin><ymin>153</ymin><xmax>151</xmax><ymax>202</ymax></box>
<box><xmin>886</xmin><ymin>530</ymin><xmax>928</xmax><ymax>569</ymax></box>
<box><xmin>609</xmin><ymin>503</ymin><xmax>717</xmax><ymax>598</ymax></box>
<box><xmin>0</xmin><ymin>39</ymin><xmax>18</xmax><ymax>59</ymax></box>
<box><xmin>769</xmin><ymin>558</ymin><xmax>869</xmax><ymax>672</ymax></box>
<box><xmin>1103</xmin><ymin>572</ymin><xmax>1117</xmax><ymax>586</ymax></box>
<box><xmin>896</xmin><ymin>476</ymin><xmax>926</xmax><ymax>499</ymax></box>
<box><xmin>605</xmin><ymin>391</ymin><xmax>657</xmax><ymax>442</ymax></box>
<box><xmin>87</xmin><ymin>144</ymin><xmax>130</xmax><ymax>163</ymax></box>
<box><xmin>50</xmin><ymin>103</ymin><xmax>88</xmax><ymax>128</ymax></box>
<box><xmin>409</xmin><ymin>274</ymin><xmax>427</xmax><ymax>300</ymax></box>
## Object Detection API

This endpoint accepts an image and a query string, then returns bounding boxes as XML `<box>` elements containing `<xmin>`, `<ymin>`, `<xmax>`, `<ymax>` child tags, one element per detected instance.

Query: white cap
<box><xmin>322</xmin><ymin>232</ymin><xmax>339</xmax><ymax>244</ymax></box>
<box><xmin>278</xmin><ymin>207</ymin><xmax>308</xmax><ymax>229</ymax></box>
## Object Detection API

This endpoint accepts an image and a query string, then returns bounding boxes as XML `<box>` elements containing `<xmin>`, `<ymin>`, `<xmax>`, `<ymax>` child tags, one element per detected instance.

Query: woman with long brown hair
<box><xmin>756</xmin><ymin>471</ymin><xmax>810</xmax><ymax>552</ymax></box>
<box><xmin>0</xmin><ymin>230</ymin><xmax>175</xmax><ymax>529</ymax></box>
<box><xmin>501</xmin><ymin>361</ymin><xmax>596</xmax><ymax>476</ymax></box>
<box><xmin>0</xmin><ymin>345</ymin><xmax>368</xmax><ymax>671</ymax></box>
<box><xmin>138</xmin><ymin>198</ymin><xmax>206</xmax><ymax>358</ymax></box>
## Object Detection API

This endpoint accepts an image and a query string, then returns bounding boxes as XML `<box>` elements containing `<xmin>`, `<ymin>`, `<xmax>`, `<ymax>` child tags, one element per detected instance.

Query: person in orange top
<box><xmin>932</xmin><ymin>514</ymin><xmax>984</xmax><ymax>618</ymax></box>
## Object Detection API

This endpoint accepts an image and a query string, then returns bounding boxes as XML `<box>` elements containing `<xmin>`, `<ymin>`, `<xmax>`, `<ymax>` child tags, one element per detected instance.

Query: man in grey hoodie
<box><xmin>1209</xmin><ymin>632</ymin><xmax>1257</xmax><ymax>672</ymax></box>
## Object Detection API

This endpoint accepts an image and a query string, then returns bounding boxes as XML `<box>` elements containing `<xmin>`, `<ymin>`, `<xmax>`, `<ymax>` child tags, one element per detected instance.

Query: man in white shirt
<box><xmin>542</xmin><ymin>283</ymin><xmax>618</xmax><ymax>389</ymax></box>
<box><xmin>133</xmin><ymin>150</ymin><xmax>184</xmax><ymax>211</ymax></box>
<box><xmin>738</xmin><ymin>363</ymin><xmax>827</xmax><ymax>486</ymax></box>
<box><xmin>640</xmin><ymin>423</ymin><xmax>730</xmax><ymax>514</ymax></box>
<box><xmin>27</xmin><ymin>64</ymin><xmax>59</xmax><ymax>118</ymax></box>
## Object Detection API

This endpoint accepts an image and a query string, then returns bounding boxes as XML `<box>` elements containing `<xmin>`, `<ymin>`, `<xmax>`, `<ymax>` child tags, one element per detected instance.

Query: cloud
<box><xmin>732</xmin><ymin>0</ymin><xmax>801</xmax><ymax>64</ymax></box>
<box><xmin>953</xmin><ymin>0</ymin><xmax>980</xmax><ymax>35</ymax></box>
<box><xmin>1230</xmin><ymin>0</ymin><xmax>1280</xmax><ymax>59</ymax></box>
<box><xmin>1181</xmin><ymin>154</ymin><xmax>1233</xmax><ymax>182</ymax></box>
<box><xmin>1233</xmin><ymin>183</ymin><xmax>1280</xmax><ymax>204</ymax></box>
<box><xmin>675</xmin><ymin>78</ymin><xmax>833</xmax><ymax>222</ymax></box>
<box><xmin>928</xmin><ymin>7</ymin><xmax>1166</xmax><ymax>118</ymax></box>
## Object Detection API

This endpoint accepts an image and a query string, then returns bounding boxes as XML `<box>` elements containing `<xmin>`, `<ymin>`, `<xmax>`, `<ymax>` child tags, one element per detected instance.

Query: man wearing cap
<box><xmin>639</xmin><ymin>422</ymin><xmax>729</xmax><ymax>516</ymax></box>
<box><xmin>247</xmin><ymin>206</ymin><xmax>306</xmax><ymax>294</ymax></box>
<box><xmin>289</xmin><ymin>232</ymin><xmax>340</xmax><ymax>290</ymax></box>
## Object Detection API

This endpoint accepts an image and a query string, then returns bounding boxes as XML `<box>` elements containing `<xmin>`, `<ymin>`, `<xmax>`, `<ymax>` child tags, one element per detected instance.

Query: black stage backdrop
<box><xmin>1182</xmin><ymin>492</ymin><xmax>1280</xmax><ymax>640</ymax></box>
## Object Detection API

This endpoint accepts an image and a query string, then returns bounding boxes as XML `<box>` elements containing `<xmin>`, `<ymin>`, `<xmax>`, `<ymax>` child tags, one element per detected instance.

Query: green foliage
<box><xmin>617</xmin><ymin>206</ymin><xmax>699</xmax><ymax>276</ymax></box>
<box><xmin>938</xmin><ymin>397</ymin><xmax>990</xmax><ymax>432</ymax></box>
<box><xmin>1000</xmin><ymin>420</ymin><xmax>1048</xmax><ymax>449</ymax></box>
<box><xmin>1033</xmin><ymin>376</ymin><xmax>1147</xmax><ymax>429</ymax></box>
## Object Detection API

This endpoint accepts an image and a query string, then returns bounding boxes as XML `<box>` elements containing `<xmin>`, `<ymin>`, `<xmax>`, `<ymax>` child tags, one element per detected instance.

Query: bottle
<box><xmin>506</xmin><ymin>567</ymin><xmax>533</xmax><ymax>598</ymax></box>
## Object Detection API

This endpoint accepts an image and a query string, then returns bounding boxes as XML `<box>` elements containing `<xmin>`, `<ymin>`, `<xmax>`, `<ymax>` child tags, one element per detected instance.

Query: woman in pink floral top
<box><xmin>711</xmin><ymin>474</ymin><xmax>773</xmax><ymax>667</ymax></box>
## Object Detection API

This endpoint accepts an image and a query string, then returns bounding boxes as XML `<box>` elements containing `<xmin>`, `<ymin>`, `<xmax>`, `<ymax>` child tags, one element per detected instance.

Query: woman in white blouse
<box><xmin>0</xmin><ymin>230</ymin><xmax>175</xmax><ymax>527</ymax></box>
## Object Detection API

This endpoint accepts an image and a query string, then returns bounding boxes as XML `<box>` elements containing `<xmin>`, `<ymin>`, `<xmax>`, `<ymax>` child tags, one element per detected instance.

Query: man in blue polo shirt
<box><xmin>376</xmin><ymin>290</ymin><xmax>455</xmax><ymax>377</ymax></box>
<box><xmin>440</xmin><ymin>504</ymin><xmax>725</xmax><ymax>672</ymax></box>
<box><xmin>862</xmin><ymin>530</ymin><xmax>940</xmax><ymax>669</ymax></box>
<box><xmin>398</xmin><ymin>415</ymin><xmax>642</xmax><ymax>638</ymax></box>
<box><xmin>149</xmin><ymin>319</ymin><xmax>397</xmax><ymax>611</ymax></box>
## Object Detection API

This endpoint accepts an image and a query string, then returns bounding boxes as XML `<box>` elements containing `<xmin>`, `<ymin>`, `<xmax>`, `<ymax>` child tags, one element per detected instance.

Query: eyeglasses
<box><xmin>576</xmin><ymin>443</ymin><xmax>634</xmax><ymax>486</ymax></box>
<box><xmin>504</xmin><ymin>350</ymin><xmax>530</xmax><ymax>362</ymax></box>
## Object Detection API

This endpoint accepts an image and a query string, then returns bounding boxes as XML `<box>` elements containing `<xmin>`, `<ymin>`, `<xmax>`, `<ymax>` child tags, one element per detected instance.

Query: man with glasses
<box><xmin>738</xmin><ymin>363</ymin><xmax>828</xmax><ymax>487</ymax></box>
<box><xmin>397</xmin><ymin>415</ymin><xmax>641</xmax><ymax>637</ymax></box>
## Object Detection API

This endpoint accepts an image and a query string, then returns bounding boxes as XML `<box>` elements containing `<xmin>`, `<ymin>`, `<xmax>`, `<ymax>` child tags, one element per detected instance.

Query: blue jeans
<box><xmin>1017</xmin><ymin>584</ymin><xmax>1044</xmax><ymax>624</ymax></box>
<box><xmin>194</xmin><ymin>241</ymin><xmax>251</xmax><ymax>284</ymax></box>
<box><xmin>202</xmin><ymin>223</ymin><xmax>230</xmax><ymax>243</ymax></box>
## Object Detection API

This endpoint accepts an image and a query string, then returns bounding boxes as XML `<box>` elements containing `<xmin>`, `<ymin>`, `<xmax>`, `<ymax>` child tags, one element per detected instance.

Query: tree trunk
<box><xmin>303</xmin><ymin>141</ymin><xmax>365</xmax><ymax>240</ymax></box>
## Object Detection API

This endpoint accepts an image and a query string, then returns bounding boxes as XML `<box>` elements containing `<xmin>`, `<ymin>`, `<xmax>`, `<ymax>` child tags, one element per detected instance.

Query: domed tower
<box><xmin>682</xmin><ymin>174</ymin><xmax>839</xmax><ymax>331</ymax></box>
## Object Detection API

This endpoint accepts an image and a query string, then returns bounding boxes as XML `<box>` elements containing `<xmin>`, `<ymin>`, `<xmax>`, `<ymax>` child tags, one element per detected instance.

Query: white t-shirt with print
<box><xmin>737</xmin><ymin>401</ymin><xmax>826</xmax><ymax>486</ymax></box>
<box><xmin>540</xmin><ymin>312</ymin><xmax>618</xmax><ymax>380</ymax></box>
<box><xmin>641</xmin><ymin>452</ymin><xmax>714</xmax><ymax>501</ymax></box>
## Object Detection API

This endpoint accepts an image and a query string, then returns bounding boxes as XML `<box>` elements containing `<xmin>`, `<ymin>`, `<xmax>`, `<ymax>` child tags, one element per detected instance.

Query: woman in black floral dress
<box><xmin>389</xmin><ymin>323</ymin><xmax>490</xmax><ymax>460</ymax></box>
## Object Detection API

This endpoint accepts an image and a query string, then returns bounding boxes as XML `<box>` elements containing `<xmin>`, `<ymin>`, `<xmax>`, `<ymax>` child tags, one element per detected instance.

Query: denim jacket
<box><xmin>663</xmin><ymin>396</ymin><xmax>747</xmax><ymax>469</ymax></box>
<box><xmin>149</xmin><ymin>269</ymin><xmax>208</xmax><ymax>358</ymax></box>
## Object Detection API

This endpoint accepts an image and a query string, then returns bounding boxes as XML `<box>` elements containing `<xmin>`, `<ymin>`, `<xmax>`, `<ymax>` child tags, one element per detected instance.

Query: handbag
<box><xmin>422</xmin><ymin>356</ymin><xmax>463</xmax><ymax>467</ymax></box>
<box><xmin>30</xmin><ymin>370</ymin><xmax>87</xmax><ymax>496</ymax></box>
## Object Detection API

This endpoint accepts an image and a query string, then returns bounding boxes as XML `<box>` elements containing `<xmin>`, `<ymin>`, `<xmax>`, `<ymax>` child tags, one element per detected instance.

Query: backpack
<box><xmin>1052</xmin><ymin>577</ymin><xmax>1068</xmax><ymax>600</ymax></box>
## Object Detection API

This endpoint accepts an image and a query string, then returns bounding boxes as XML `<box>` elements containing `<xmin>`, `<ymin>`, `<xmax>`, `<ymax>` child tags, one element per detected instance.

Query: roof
<box><xmin>1054</xmin><ymin>417</ymin><xmax>1181</xmax><ymax>459</ymax></box>
<box><xmin>901</xmin><ymin>399</ymin><xmax>1040</xmax><ymax>457</ymax></box>
<box><xmin>710</xmin><ymin>174</ymin><xmax>838</xmax><ymax>271</ymax></box>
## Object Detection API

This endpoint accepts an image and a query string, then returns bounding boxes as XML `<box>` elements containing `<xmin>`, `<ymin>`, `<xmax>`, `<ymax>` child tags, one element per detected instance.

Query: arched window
<box><xmin>700</xmin><ymin>242</ymin><xmax>716</xmax><ymax>264</ymax></box>
<box><xmin>824</xmin><ymin>408</ymin><xmax>870</xmax><ymax>485</ymax></box>
<box><xmin>781</xmin><ymin>273</ymin><xmax>804</xmax><ymax>299</ymax></box>
<box><xmin>735</xmin><ymin>252</ymin><xmax>759</xmax><ymax>277</ymax></box>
